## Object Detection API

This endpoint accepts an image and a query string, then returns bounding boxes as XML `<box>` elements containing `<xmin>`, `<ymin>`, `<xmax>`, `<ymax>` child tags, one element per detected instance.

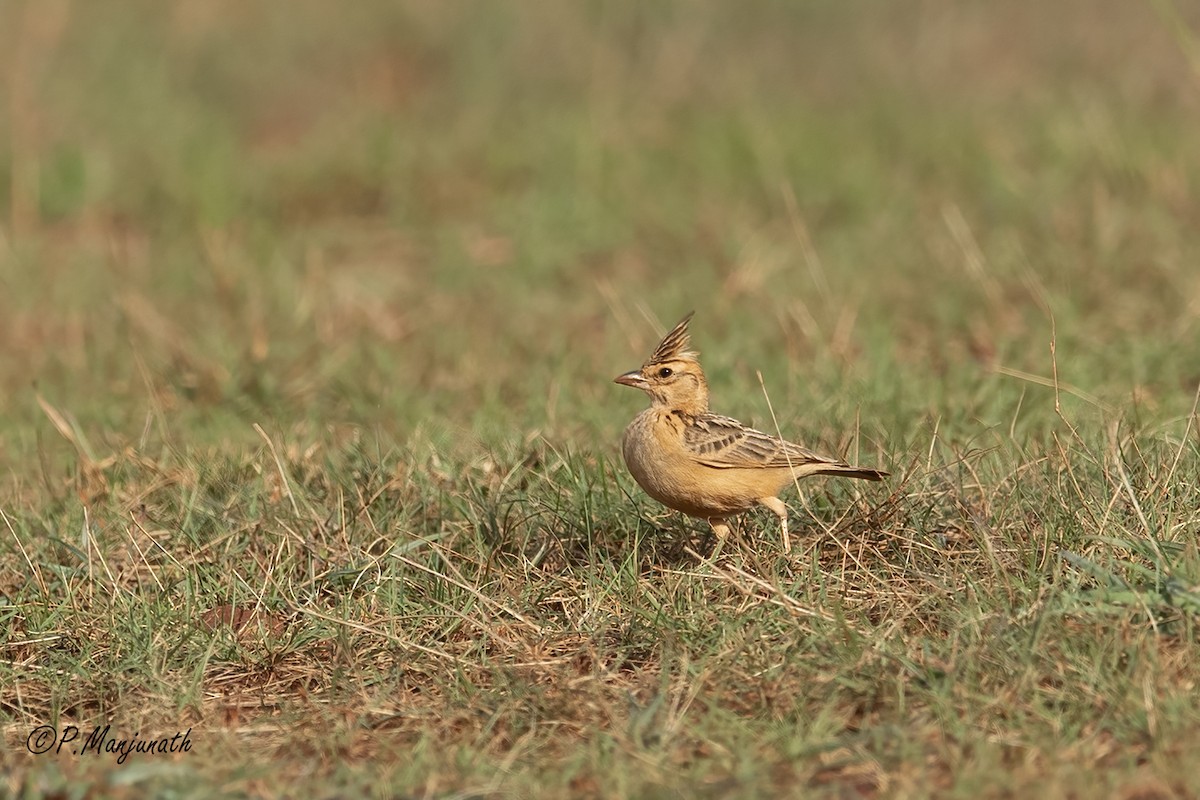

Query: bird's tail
<box><xmin>813</xmin><ymin>464</ymin><xmax>889</xmax><ymax>481</ymax></box>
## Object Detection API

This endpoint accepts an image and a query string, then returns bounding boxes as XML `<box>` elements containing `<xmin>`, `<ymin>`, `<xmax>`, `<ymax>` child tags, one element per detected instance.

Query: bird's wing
<box><xmin>683</xmin><ymin>413</ymin><xmax>842</xmax><ymax>470</ymax></box>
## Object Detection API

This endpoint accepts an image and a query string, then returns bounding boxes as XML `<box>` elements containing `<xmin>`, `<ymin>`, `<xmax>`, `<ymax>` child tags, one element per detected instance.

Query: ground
<box><xmin>2</xmin><ymin>1</ymin><xmax>1199</xmax><ymax>797</ymax></box>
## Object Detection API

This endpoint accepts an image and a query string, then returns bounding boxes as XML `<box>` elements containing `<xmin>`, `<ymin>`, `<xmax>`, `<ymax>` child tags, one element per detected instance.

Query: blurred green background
<box><xmin>3</xmin><ymin>0</ymin><xmax>1197</xmax><ymax>473</ymax></box>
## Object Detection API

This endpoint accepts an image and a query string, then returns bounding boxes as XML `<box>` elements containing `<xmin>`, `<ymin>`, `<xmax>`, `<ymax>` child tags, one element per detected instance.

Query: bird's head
<box><xmin>614</xmin><ymin>311</ymin><xmax>709</xmax><ymax>414</ymax></box>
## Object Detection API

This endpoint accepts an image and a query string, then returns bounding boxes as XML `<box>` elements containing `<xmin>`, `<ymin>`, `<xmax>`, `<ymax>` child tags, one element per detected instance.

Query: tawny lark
<box><xmin>614</xmin><ymin>312</ymin><xmax>887</xmax><ymax>553</ymax></box>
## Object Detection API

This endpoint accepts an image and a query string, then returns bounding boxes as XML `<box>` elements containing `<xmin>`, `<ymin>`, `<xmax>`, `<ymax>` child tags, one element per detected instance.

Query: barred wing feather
<box><xmin>683</xmin><ymin>414</ymin><xmax>839</xmax><ymax>470</ymax></box>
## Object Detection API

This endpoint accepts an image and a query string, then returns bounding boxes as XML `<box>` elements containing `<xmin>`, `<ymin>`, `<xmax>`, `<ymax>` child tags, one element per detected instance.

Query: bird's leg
<box><xmin>757</xmin><ymin>496</ymin><xmax>790</xmax><ymax>553</ymax></box>
<box><xmin>708</xmin><ymin>517</ymin><xmax>733</xmax><ymax>560</ymax></box>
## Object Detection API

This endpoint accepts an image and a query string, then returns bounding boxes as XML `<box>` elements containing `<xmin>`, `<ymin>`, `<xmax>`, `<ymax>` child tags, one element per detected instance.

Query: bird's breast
<box><xmin>621</xmin><ymin>410</ymin><xmax>764</xmax><ymax>518</ymax></box>
<box><xmin>621</xmin><ymin>411</ymin><xmax>684</xmax><ymax>500</ymax></box>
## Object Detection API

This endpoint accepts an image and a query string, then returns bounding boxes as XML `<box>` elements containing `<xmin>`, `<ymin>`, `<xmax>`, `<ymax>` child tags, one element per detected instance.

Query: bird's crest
<box><xmin>648</xmin><ymin>311</ymin><xmax>697</xmax><ymax>364</ymax></box>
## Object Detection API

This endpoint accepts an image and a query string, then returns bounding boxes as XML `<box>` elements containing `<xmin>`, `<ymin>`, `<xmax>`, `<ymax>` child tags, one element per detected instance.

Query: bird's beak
<box><xmin>614</xmin><ymin>370</ymin><xmax>649</xmax><ymax>389</ymax></box>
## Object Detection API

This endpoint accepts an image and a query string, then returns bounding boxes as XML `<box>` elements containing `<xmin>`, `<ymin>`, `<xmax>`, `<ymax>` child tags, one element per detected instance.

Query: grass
<box><xmin>2</xmin><ymin>0</ymin><xmax>1200</xmax><ymax>797</ymax></box>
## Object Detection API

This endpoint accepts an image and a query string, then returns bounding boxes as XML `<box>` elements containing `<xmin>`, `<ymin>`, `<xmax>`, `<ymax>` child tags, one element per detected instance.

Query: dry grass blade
<box><xmin>254</xmin><ymin>422</ymin><xmax>301</xmax><ymax>517</ymax></box>
<box><xmin>391</xmin><ymin>544</ymin><xmax>544</xmax><ymax>634</ymax></box>
<box><xmin>35</xmin><ymin>392</ymin><xmax>97</xmax><ymax>465</ymax></box>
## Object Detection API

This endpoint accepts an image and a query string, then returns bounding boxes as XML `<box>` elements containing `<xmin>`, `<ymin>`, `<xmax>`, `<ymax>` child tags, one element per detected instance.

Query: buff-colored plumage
<box><xmin>614</xmin><ymin>312</ymin><xmax>887</xmax><ymax>554</ymax></box>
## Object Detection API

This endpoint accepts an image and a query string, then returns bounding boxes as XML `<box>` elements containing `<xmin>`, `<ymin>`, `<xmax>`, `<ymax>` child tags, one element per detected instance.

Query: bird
<box><xmin>614</xmin><ymin>311</ymin><xmax>887</xmax><ymax>555</ymax></box>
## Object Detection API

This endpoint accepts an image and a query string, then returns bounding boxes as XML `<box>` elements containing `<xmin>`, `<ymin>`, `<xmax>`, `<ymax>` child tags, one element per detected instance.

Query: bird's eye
<box><xmin>658</xmin><ymin>367</ymin><xmax>673</xmax><ymax>378</ymax></box>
